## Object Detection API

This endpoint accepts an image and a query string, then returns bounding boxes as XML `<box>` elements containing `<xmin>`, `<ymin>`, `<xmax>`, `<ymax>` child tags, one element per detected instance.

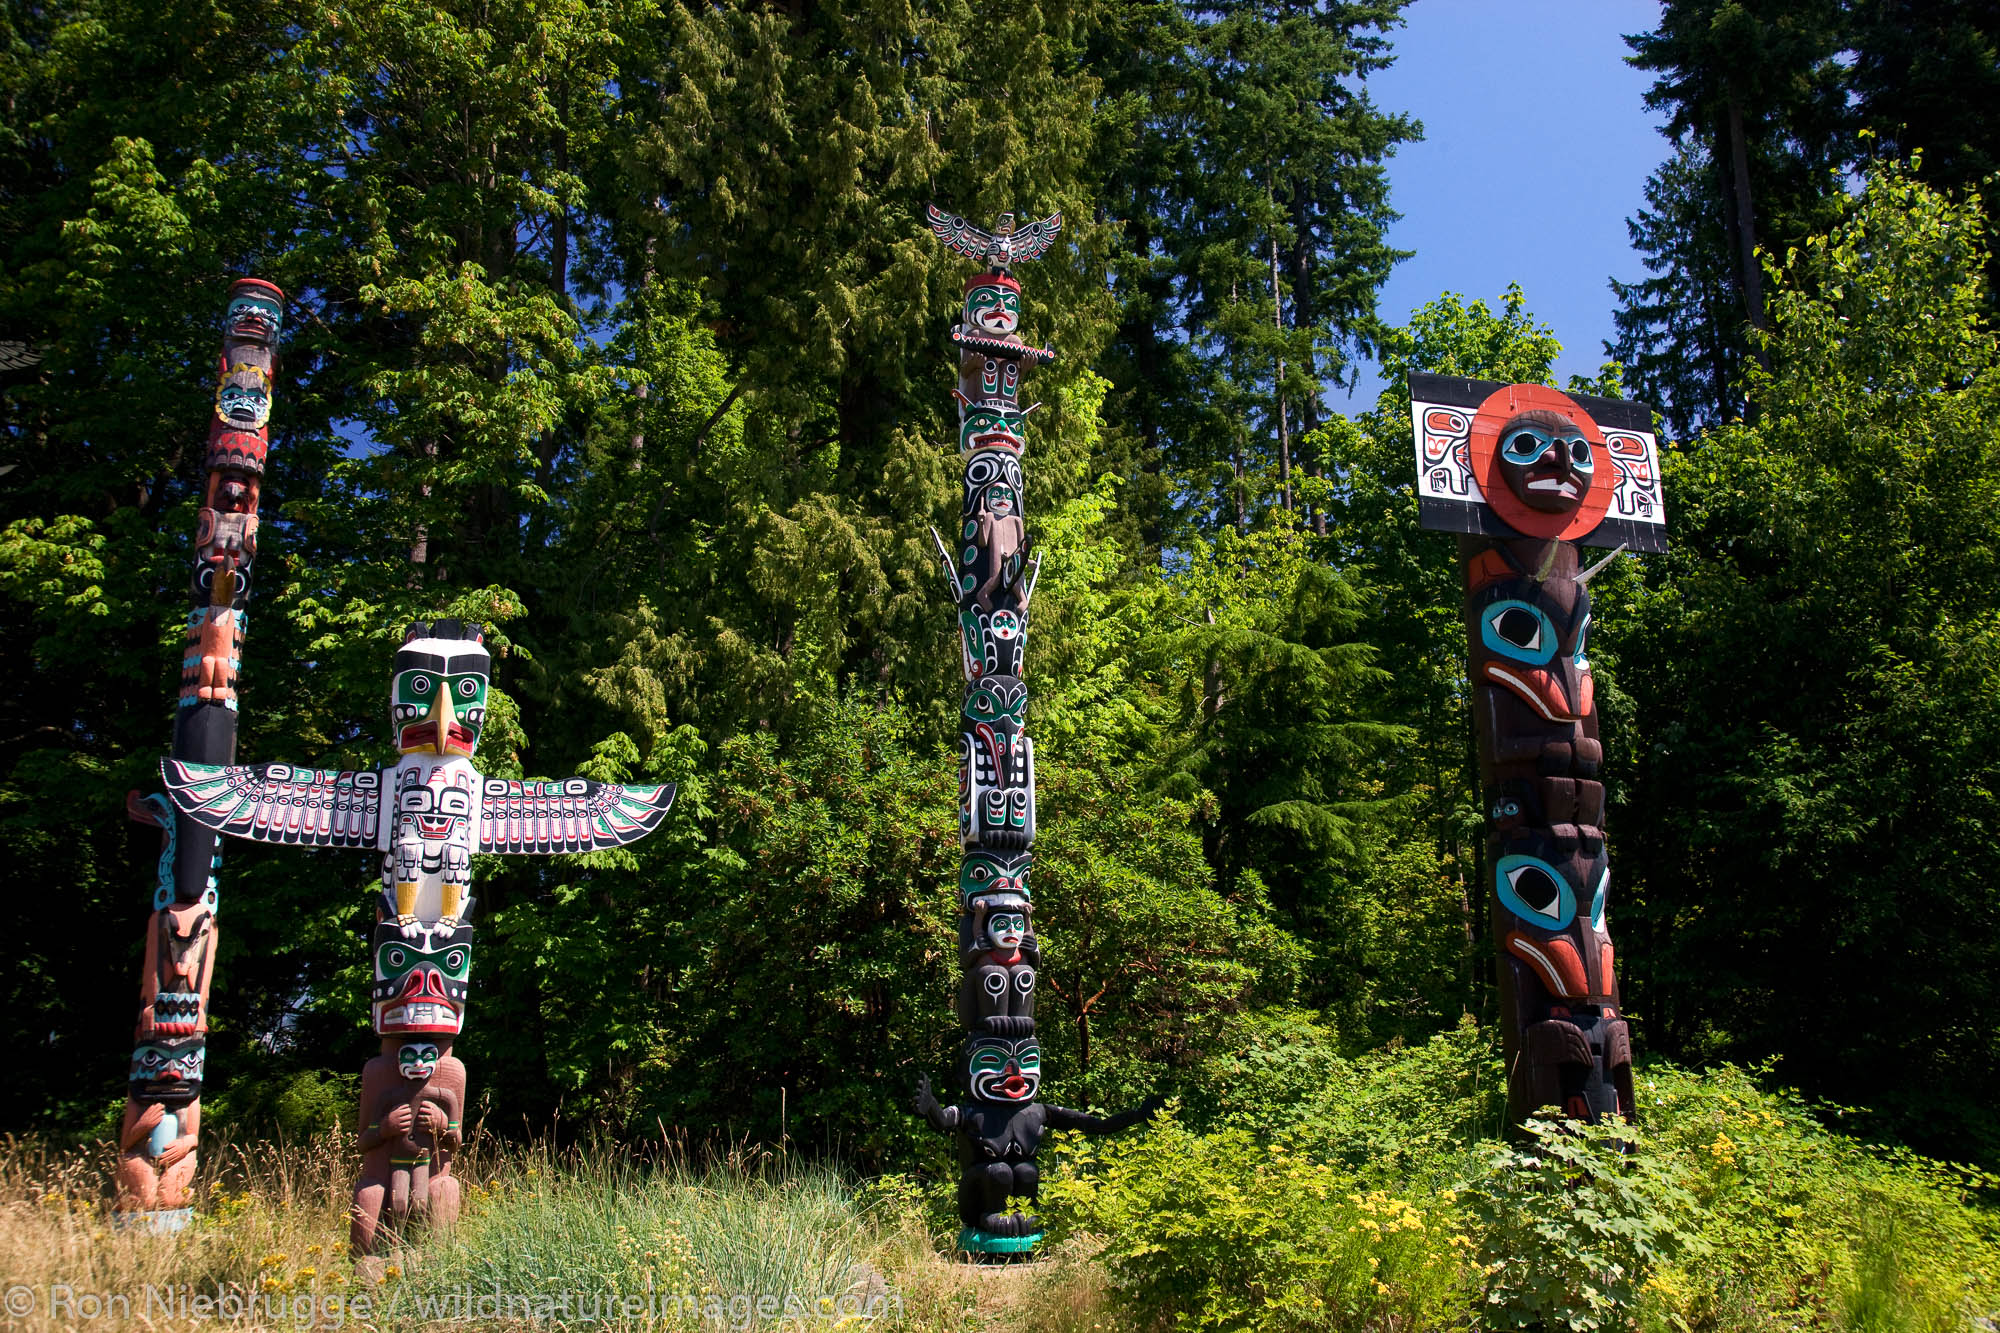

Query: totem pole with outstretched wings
<box><xmin>161</xmin><ymin>618</ymin><xmax>674</xmax><ymax>1259</ymax></box>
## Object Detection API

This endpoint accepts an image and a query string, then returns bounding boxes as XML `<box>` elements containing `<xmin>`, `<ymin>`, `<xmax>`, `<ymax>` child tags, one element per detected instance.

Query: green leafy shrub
<box><xmin>1041</xmin><ymin>1114</ymin><xmax>1473</xmax><ymax>1331</ymax></box>
<box><xmin>1631</xmin><ymin>1064</ymin><xmax>2000</xmax><ymax>1332</ymax></box>
<box><xmin>1470</xmin><ymin>1116</ymin><xmax>1704</xmax><ymax>1332</ymax></box>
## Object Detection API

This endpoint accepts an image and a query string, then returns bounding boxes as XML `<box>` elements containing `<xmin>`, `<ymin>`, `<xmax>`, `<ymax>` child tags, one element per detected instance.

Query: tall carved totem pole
<box><xmin>116</xmin><ymin>279</ymin><xmax>286</xmax><ymax>1233</ymax></box>
<box><xmin>914</xmin><ymin>207</ymin><xmax>1153</xmax><ymax>1259</ymax></box>
<box><xmin>161</xmin><ymin>626</ymin><xmax>677</xmax><ymax>1255</ymax></box>
<box><xmin>1408</xmin><ymin>375</ymin><xmax>1668</xmax><ymax>1126</ymax></box>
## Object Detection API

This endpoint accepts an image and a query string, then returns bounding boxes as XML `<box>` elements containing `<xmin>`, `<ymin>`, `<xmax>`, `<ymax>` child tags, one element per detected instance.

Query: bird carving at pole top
<box><xmin>927</xmin><ymin>206</ymin><xmax>1063</xmax><ymax>268</ymax></box>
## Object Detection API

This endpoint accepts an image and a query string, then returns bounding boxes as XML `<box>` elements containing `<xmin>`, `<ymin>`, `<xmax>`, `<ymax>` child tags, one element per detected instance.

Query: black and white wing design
<box><xmin>160</xmin><ymin>759</ymin><xmax>383</xmax><ymax>847</ymax></box>
<box><xmin>477</xmin><ymin>778</ymin><xmax>677</xmax><ymax>855</ymax></box>
<box><xmin>927</xmin><ymin>204</ymin><xmax>993</xmax><ymax>264</ymax></box>
<box><xmin>1001</xmin><ymin>212</ymin><xmax>1062</xmax><ymax>265</ymax></box>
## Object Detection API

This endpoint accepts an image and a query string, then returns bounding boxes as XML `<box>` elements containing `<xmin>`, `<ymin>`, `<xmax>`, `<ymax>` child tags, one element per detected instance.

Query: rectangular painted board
<box><xmin>1408</xmin><ymin>373</ymin><xmax>1668</xmax><ymax>552</ymax></box>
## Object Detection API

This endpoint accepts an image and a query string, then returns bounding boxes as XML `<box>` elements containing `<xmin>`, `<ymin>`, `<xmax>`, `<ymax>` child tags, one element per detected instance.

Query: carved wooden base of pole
<box><xmin>350</xmin><ymin>1037</ymin><xmax>465</xmax><ymax>1259</ymax></box>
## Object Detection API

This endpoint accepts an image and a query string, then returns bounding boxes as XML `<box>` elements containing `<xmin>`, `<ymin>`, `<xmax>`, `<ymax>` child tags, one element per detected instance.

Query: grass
<box><xmin>5</xmin><ymin>1047</ymin><xmax>1999</xmax><ymax>1331</ymax></box>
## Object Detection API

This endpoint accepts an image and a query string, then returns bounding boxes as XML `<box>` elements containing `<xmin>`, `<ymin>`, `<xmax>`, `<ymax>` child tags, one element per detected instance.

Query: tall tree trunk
<box><xmin>1269</xmin><ymin>233</ymin><xmax>1290</xmax><ymax>513</ymax></box>
<box><xmin>1725</xmin><ymin>98</ymin><xmax>1769</xmax><ymax>339</ymax></box>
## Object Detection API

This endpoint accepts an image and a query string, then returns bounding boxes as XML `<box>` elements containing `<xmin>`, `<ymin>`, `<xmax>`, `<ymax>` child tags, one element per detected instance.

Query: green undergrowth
<box><xmin>1037</xmin><ymin>1021</ymin><xmax>2000</xmax><ymax>1332</ymax></box>
<box><xmin>7</xmin><ymin>1033</ymin><xmax>1995</xmax><ymax>1331</ymax></box>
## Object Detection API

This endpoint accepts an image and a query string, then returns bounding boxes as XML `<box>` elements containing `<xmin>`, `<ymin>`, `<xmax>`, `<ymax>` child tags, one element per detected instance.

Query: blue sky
<box><xmin>1347</xmin><ymin>0</ymin><xmax>1670</xmax><ymax>401</ymax></box>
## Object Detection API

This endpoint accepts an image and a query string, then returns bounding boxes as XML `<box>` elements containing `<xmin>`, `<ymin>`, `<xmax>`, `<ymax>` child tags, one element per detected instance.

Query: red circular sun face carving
<box><xmin>1469</xmin><ymin>384</ymin><xmax>1614</xmax><ymax>542</ymax></box>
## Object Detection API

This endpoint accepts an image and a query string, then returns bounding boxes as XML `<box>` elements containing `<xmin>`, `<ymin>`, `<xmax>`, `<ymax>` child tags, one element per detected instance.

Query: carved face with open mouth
<box><xmin>214</xmin><ymin>363</ymin><xmax>272</xmax><ymax>432</ymax></box>
<box><xmin>398</xmin><ymin>1041</ymin><xmax>444</xmax><ymax>1081</ymax></box>
<box><xmin>959</xmin><ymin>404</ymin><xmax>1027</xmax><ymax>454</ymax></box>
<box><xmin>225</xmin><ymin>281</ymin><xmax>284</xmax><ymax>342</ymax></box>
<box><xmin>964</xmin><ymin>1036</ymin><xmax>1041</xmax><ymax>1102</ymax></box>
<box><xmin>372</xmin><ymin>922</ymin><xmax>473</xmax><ymax>1034</ymax></box>
<box><xmin>1495</xmin><ymin>409</ymin><xmax>1594</xmax><ymax>516</ymax></box>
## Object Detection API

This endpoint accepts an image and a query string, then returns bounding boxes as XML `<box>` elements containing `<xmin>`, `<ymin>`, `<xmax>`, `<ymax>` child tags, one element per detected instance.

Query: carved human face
<box><xmin>398</xmin><ymin>1042</ymin><xmax>443</xmax><ymax>1080</ymax></box>
<box><xmin>1495</xmin><ymin>410</ymin><xmax>1594</xmax><ymax>515</ymax></box>
<box><xmin>986</xmin><ymin>484</ymin><xmax>1017</xmax><ymax>519</ymax></box>
<box><xmin>130</xmin><ymin>1037</ymin><xmax>205</xmax><ymax>1106</ymax></box>
<box><xmin>392</xmin><ymin>635</ymin><xmax>490</xmax><ymax>757</ymax></box>
<box><xmin>964</xmin><ymin>281</ymin><xmax>1020</xmax><ymax>336</ymax></box>
<box><xmin>395</xmin><ymin>764</ymin><xmax>476</xmax><ymax>844</ymax></box>
<box><xmin>225</xmin><ymin>289</ymin><xmax>284</xmax><ymax>341</ymax></box>
<box><xmin>987</xmin><ymin>910</ymin><xmax>1026</xmax><ymax>950</ymax></box>
<box><xmin>215</xmin><ymin>364</ymin><xmax>272</xmax><ymax>432</ymax></box>
<box><xmin>964</xmin><ymin>1036</ymin><xmax>1040</xmax><ymax>1102</ymax></box>
<box><xmin>960</xmin><ymin>405</ymin><xmax>1027</xmax><ymax>455</ymax></box>
<box><xmin>373</xmin><ymin>922</ymin><xmax>473</xmax><ymax>1034</ymax></box>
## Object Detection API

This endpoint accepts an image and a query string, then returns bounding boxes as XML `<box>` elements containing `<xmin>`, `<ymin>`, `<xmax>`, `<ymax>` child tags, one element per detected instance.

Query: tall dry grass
<box><xmin>0</xmin><ymin>1133</ymin><xmax>1105</xmax><ymax>1332</ymax></box>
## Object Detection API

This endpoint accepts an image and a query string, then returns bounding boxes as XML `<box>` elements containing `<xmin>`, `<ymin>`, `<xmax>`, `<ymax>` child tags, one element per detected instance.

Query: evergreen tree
<box><xmin>1092</xmin><ymin>0</ymin><xmax>1417</xmax><ymax>549</ymax></box>
<box><xmin>1614</xmin><ymin>162</ymin><xmax>2000</xmax><ymax>1156</ymax></box>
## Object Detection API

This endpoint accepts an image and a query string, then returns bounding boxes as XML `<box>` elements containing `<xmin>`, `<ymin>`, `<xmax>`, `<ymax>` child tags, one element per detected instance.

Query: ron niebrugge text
<box><xmin>8</xmin><ymin>1281</ymin><xmax>904</xmax><ymax>1329</ymax></box>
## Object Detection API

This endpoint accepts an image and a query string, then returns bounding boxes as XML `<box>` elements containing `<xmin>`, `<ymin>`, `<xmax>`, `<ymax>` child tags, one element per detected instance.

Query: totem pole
<box><xmin>160</xmin><ymin>620</ymin><xmax>677</xmax><ymax>1255</ymax></box>
<box><xmin>1408</xmin><ymin>375</ymin><xmax>1668</xmax><ymax>1126</ymax></box>
<box><xmin>115</xmin><ymin>279</ymin><xmax>284</xmax><ymax>1233</ymax></box>
<box><xmin>915</xmin><ymin>206</ymin><xmax>1155</xmax><ymax>1259</ymax></box>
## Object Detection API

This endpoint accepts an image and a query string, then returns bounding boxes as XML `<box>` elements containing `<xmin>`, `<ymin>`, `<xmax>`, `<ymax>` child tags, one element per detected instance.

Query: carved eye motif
<box><xmin>1014</xmin><ymin>971</ymin><xmax>1035</xmax><ymax>996</ymax></box>
<box><xmin>1496</xmin><ymin>854</ymin><xmax>1576</xmax><ymax>930</ymax></box>
<box><xmin>1481</xmin><ymin>600</ymin><xmax>1559</xmax><ymax>666</ymax></box>
<box><xmin>983</xmin><ymin>973</ymin><xmax>1007</xmax><ymax>998</ymax></box>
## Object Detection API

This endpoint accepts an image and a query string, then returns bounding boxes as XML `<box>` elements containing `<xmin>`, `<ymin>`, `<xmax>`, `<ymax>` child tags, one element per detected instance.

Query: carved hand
<box><xmin>382</xmin><ymin>1103</ymin><xmax>415</xmax><ymax>1137</ymax></box>
<box><xmin>156</xmin><ymin>1138</ymin><xmax>194</xmax><ymax>1168</ymax></box>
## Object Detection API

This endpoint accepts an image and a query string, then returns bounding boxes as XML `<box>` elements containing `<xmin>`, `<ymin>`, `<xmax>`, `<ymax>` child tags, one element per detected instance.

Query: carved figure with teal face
<box><xmin>214</xmin><ymin>363</ymin><xmax>272</xmax><ymax>432</ymax></box>
<box><xmin>225</xmin><ymin>281</ymin><xmax>285</xmax><ymax>342</ymax></box>
<box><xmin>963</xmin><ymin>275</ymin><xmax>1021</xmax><ymax>337</ymax></box>
<box><xmin>130</xmin><ymin>1037</ymin><xmax>205</xmax><ymax>1107</ymax></box>
<box><xmin>959</xmin><ymin>675</ymin><xmax>1034</xmax><ymax>849</ymax></box>
<box><xmin>964</xmin><ymin>1035</ymin><xmax>1041</xmax><ymax>1103</ymax></box>
<box><xmin>398</xmin><ymin>1042</ymin><xmax>442</xmax><ymax>1080</ymax></box>
<box><xmin>372</xmin><ymin>921</ymin><xmax>473</xmax><ymax>1035</ymax></box>
<box><xmin>959</xmin><ymin>403</ymin><xmax>1027</xmax><ymax>455</ymax></box>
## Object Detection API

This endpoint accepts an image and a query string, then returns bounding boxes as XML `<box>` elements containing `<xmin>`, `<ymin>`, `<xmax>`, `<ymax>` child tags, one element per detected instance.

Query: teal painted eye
<box><xmin>1502</xmin><ymin>428</ymin><xmax>1556</xmax><ymax>465</ymax></box>
<box><xmin>1567</xmin><ymin>436</ymin><xmax>1595</xmax><ymax>473</ymax></box>
<box><xmin>1481</xmin><ymin>600</ymin><xmax>1559</xmax><ymax>666</ymax></box>
<box><xmin>1496</xmin><ymin>854</ymin><xmax>1576</xmax><ymax>929</ymax></box>
<box><xmin>441</xmin><ymin>947</ymin><xmax>470</xmax><ymax>978</ymax></box>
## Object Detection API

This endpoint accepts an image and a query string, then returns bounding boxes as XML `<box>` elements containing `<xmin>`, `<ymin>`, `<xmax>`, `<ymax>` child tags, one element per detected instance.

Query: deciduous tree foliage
<box><xmin>1612</xmin><ymin>163</ymin><xmax>2000</xmax><ymax>1156</ymax></box>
